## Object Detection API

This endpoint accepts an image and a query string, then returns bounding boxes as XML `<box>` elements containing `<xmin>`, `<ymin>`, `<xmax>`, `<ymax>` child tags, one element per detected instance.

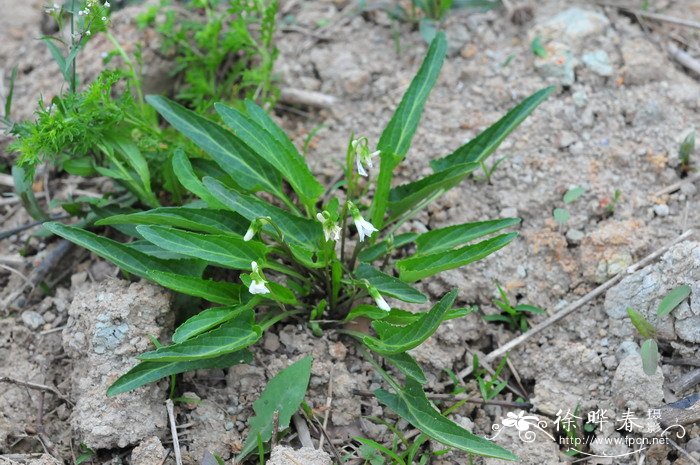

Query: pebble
<box><xmin>615</xmin><ymin>340</ymin><xmax>639</xmax><ymax>362</ymax></box>
<box><xmin>680</xmin><ymin>182</ymin><xmax>697</xmax><ymax>196</ymax></box>
<box><xmin>653</xmin><ymin>204</ymin><xmax>670</xmax><ymax>217</ymax></box>
<box><xmin>686</xmin><ymin>438</ymin><xmax>700</xmax><ymax>454</ymax></box>
<box><xmin>581</xmin><ymin>50</ymin><xmax>613</xmax><ymax>76</ymax></box>
<box><xmin>499</xmin><ymin>207</ymin><xmax>518</xmax><ymax>218</ymax></box>
<box><xmin>263</xmin><ymin>332</ymin><xmax>281</xmax><ymax>352</ymax></box>
<box><xmin>21</xmin><ymin>310</ymin><xmax>45</xmax><ymax>330</ymax></box>
<box><xmin>566</xmin><ymin>229</ymin><xmax>585</xmax><ymax>244</ymax></box>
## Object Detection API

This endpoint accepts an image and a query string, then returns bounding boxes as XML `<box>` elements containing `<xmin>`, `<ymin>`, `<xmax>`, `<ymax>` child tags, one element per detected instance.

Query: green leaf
<box><xmin>107</xmin><ymin>350</ymin><xmax>252</xmax><ymax>397</ymax></box>
<box><xmin>138</xmin><ymin>309</ymin><xmax>261</xmax><ymax>362</ymax></box>
<box><xmin>97</xmin><ymin>207</ymin><xmax>248</xmax><ymax>236</ymax></box>
<box><xmin>377</xmin><ymin>32</ymin><xmax>447</xmax><ymax>163</ymax></box>
<box><xmin>363</xmin><ymin>290</ymin><xmax>457</xmax><ymax>355</ymax></box>
<box><xmin>355</xmin><ymin>437</ymin><xmax>404</xmax><ymax>465</ymax></box>
<box><xmin>43</xmin><ymin>222</ymin><xmax>199</xmax><ymax>279</ymax></box>
<box><xmin>171</xmin><ymin>150</ymin><xmax>228</xmax><ymax>209</ymax></box>
<box><xmin>147</xmin><ymin>95</ymin><xmax>284</xmax><ymax>198</ymax></box>
<box><xmin>383</xmin><ymin>352</ymin><xmax>427</xmax><ymax>384</ymax></box>
<box><xmin>172</xmin><ymin>299</ymin><xmax>259</xmax><ymax>343</ymax></box>
<box><xmin>552</xmin><ymin>208</ymin><xmax>570</xmax><ymax>224</ymax></box>
<box><xmin>626</xmin><ymin>307</ymin><xmax>656</xmax><ymax>339</ymax></box>
<box><xmin>238</xmin><ymin>356</ymin><xmax>313</xmax><ymax>460</ymax></box>
<box><xmin>204</xmin><ymin>177</ymin><xmax>322</xmax><ymax>248</ymax></box>
<box><xmin>657</xmin><ymin>284</ymin><xmax>691</xmax><ymax>317</ymax></box>
<box><xmin>216</xmin><ymin>102</ymin><xmax>323</xmax><ymax>206</ymax></box>
<box><xmin>530</xmin><ymin>36</ymin><xmax>547</xmax><ymax>58</ymax></box>
<box><xmin>563</xmin><ymin>186</ymin><xmax>585</xmax><ymax>204</ymax></box>
<box><xmin>414</xmin><ymin>218</ymin><xmax>520</xmax><ymax>255</ymax></box>
<box><xmin>375</xmin><ymin>378</ymin><xmax>516</xmax><ymax>460</ymax></box>
<box><xmin>137</xmin><ymin>225</ymin><xmax>267</xmax><ymax>271</ymax></box>
<box><xmin>148</xmin><ymin>270</ymin><xmax>242</xmax><ymax>306</ymax></box>
<box><xmin>12</xmin><ymin>165</ymin><xmax>47</xmax><ymax>221</ymax></box>
<box><xmin>397</xmin><ymin>233</ymin><xmax>517</xmax><ymax>282</ymax></box>
<box><xmin>679</xmin><ymin>130</ymin><xmax>695</xmax><ymax>163</ymax></box>
<box><xmin>355</xmin><ymin>264</ymin><xmax>427</xmax><ymax>304</ymax></box>
<box><xmin>371</xmin><ymin>32</ymin><xmax>447</xmax><ymax>227</ymax></box>
<box><xmin>431</xmin><ymin>86</ymin><xmax>555</xmax><ymax>171</ymax></box>
<box><xmin>358</xmin><ymin>233</ymin><xmax>419</xmax><ymax>263</ymax></box>
<box><xmin>388</xmin><ymin>163</ymin><xmax>478</xmax><ymax>219</ymax></box>
<box><xmin>345</xmin><ymin>305</ymin><xmax>473</xmax><ymax>324</ymax></box>
<box><xmin>41</xmin><ymin>37</ymin><xmax>69</xmax><ymax>83</ymax></box>
<box><xmin>640</xmin><ymin>339</ymin><xmax>659</xmax><ymax>376</ymax></box>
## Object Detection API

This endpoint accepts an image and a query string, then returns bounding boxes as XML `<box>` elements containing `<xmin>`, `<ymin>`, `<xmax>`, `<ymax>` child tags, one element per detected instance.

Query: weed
<box><xmin>553</xmin><ymin>185</ymin><xmax>585</xmax><ymax>227</ymax></box>
<box><xmin>483</xmin><ymin>283</ymin><xmax>545</xmax><ymax>332</ymax></box>
<box><xmin>42</xmin><ymin>33</ymin><xmax>552</xmax><ymax>461</ymax></box>
<box><xmin>473</xmin><ymin>353</ymin><xmax>508</xmax><ymax>401</ymax></box>
<box><xmin>679</xmin><ymin>129</ymin><xmax>695</xmax><ymax>176</ymax></box>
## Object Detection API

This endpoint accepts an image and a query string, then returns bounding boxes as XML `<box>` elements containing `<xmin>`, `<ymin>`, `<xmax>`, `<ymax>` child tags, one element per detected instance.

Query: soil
<box><xmin>1</xmin><ymin>0</ymin><xmax>700</xmax><ymax>464</ymax></box>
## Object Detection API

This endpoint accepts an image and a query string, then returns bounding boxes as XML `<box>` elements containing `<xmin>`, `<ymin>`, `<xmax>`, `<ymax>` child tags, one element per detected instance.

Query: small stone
<box><xmin>686</xmin><ymin>438</ymin><xmax>700</xmax><ymax>454</ymax></box>
<box><xmin>566</xmin><ymin>229</ymin><xmax>585</xmax><ymax>244</ymax></box>
<box><xmin>130</xmin><ymin>437</ymin><xmax>167</xmax><ymax>465</ymax></box>
<box><xmin>653</xmin><ymin>204</ymin><xmax>670</xmax><ymax>217</ymax></box>
<box><xmin>263</xmin><ymin>332</ymin><xmax>281</xmax><ymax>352</ymax></box>
<box><xmin>582</xmin><ymin>50</ymin><xmax>613</xmax><ymax>76</ymax></box>
<box><xmin>612</xmin><ymin>353</ymin><xmax>664</xmax><ymax>411</ymax></box>
<box><xmin>181</xmin><ymin>392</ymin><xmax>201</xmax><ymax>410</ymax></box>
<box><xmin>21</xmin><ymin>310</ymin><xmax>45</xmax><ymax>330</ymax></box>
<box><xmin>680</xmin><ymin>182</ymin><xmax>697</xmax><ymax>196</ymax></box>
<box><xmin>533</xmin><ymin>41</ymin><xmax>577</xmax><ymax>86</ymax></box>
<box><xmin>499</xmin><ymin>207</ymin><xmax>518</xmax><ymax>218</ymax></box>
<box><xmin>572</xmin><ymin>89</ymin><xmax>588</xmax><ymax>107</ymax></box>
<box><xmin>224</xmin><ymin>421</ymin><xmax>235</xmax><ymax>431</ymax></box>
<box><xmin>43</xmin><ymin>311</ymin><xmax>56</xmax><ymax>323</ymax></box>
<box><xmin>615</xmin><ymin>341</ymin><xmax>639</xmax><ymax>362</ymax></box>
<box><xmin>328</xmin><ymin>341</ymin><xmax>347</xmax><ymax>360</ymax></box>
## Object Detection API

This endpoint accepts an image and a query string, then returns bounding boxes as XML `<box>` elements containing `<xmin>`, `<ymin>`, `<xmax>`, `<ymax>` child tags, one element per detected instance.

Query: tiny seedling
<box><xmin>530</xmin><ymin>36</ymin><xmax>547</xmax><ymax>58</ymax></box>
<box><xmin>41</xmin><ymin>33</ymin><xmax>553</xmax><ymax>461</ymax></box>
<box><xmin>553</xmin><ymin>185</ymin><xmax>585</xmax><ymax>226</ymax></box>
<box><xmin>603</xmin><ymin>189</ymin><xmax>621</xmax><ymax>216</ymax></box>
<box><xmin>657</xmin><ymin>284</ymin><xmax>691</xmax><ymax>317</ymax></box>
<box><xmin>679</xmin><ymin>130</ymin><xmax>695</xmax><ymax>175</ymax></box>
<box><xmin>627</xmin><ymin>307</ymin><xmax>659</xmax><ymax>375</ymax></box>
<box><xmin>483</xmin><ymin>283</ymin><xmax>545</xmax><ymax>332</ymax></box>
<box><xmin>472</xmin><ymin>354</ymin><xmax>508</xmax><ymax>401</ymax></box>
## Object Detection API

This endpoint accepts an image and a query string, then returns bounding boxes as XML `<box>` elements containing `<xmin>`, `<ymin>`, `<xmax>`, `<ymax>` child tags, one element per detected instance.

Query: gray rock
<box><xmin>604</xmin><ymin>241</ymin><xmax>700</xmax><ymax>343</ymax></box>
<box><xmin>267</xmin><ymin>446</ymin><xmax>332</xmax><ymax>465</ymax></box>
<box><xmin>687</xmin><ymin>437</ymin><xmax>700</xmax><ymax>454</ymax></box>
<box><xmin>615</xmin><ymin>340</ymin><xmax>639</xmax><ymax>362</ymax></box>
<box><xmin>130</xmin><ymin>437</ymin><xmax>167</xmax><ymax>465</ymax></box>
<box><xmin>21</xmin><ymin>310</ymin><xmax>44</xmax><ymax>330</ymax></box>
<box><xmin>531</xmin><ymin>7</ymin><xmax>610</xmax><ymax>51</ymax></box>
<box><xmin>653</xmin><ymin>204</ymin><xmax>670</xmax><ymax>217</ymax></box>
<box><xmin>62</xmin><ymin>278</ymin><xmax>172</xmax><ymax>449</ymax></box>
<box><xmin>612</xmin><ymin>353</ymin><xmax>664</xmax><ymax>412</ymax></box>
<box><xmin>533</xmin><ymin>41</ymin><xmax>576</xmax><ymax>85</ymax></box>
<box><xmin>582</xmin><ymin>50</ymin><xmax>613</xmax><ymax>76</ymax></box>
<box><xmin>566</xmin><ymin>229</ymin><xmax>585</xmax><ymax>244</ymax></box>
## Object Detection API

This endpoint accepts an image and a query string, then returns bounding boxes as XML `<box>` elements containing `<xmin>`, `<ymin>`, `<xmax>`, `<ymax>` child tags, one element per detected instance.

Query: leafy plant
<box><xmin>472</xmin><ymin>354</ymin><xmax>508</xmax><ymax>401</ymax></box>
<box><xmin>483</xmin><ymin>283</ymin><xmax>545</xmax><ymax>332</ymax></box>
<box><xmin>138</xmin><ymin>0</ymin><xmax>279</xmax><ymax>114</ymax></box>
<box><xmin>657</xmin><ymin>284</ymin><xmax>691</xmax><ymax>317</ymax></box>
<box><xmin>45</xmin><ymin>33</ymin><xmax>552</xmax><ymax>460</ymax></box>
<box><xmin>553</xmin><ymin>185</ymin><xmax>585</xmax><ymax>226</ymax></box>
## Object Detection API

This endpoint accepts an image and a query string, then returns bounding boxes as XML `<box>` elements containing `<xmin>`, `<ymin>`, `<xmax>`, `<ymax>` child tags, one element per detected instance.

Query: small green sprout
<box><xmin>530</xmin><ymin>36</ymin><xmax>547</xmax><ymax>58</ymax></box>
<box><xmin>472</xmin><ymin>354</ymin><xmax>508</xmax><ymax>401</ymax></box>
<box><xmin>553</xmin><ymin>185</ymin><xmax>585</xmax><ymax>226</ymax></box>
<box><xmin>484</xmin><ymin>283</ymin><xmax>545</xmax><ymax>332</ymax></box>
<box><xmin>679</xmin><ymin>130</ymin><xmax>695</xmax><ymax>175</ymax></box>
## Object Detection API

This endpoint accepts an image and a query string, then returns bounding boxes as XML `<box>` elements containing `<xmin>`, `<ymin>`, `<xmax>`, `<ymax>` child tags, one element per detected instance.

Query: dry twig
<box><xmin>166</xmin><ymin>399</ymin><xmax>183</xmax><ymax>465</ymax></box>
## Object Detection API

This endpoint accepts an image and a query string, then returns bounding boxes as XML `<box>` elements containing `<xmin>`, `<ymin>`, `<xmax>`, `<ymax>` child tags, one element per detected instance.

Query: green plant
<box><xmin>679</xmin><ymin>129</ymin><xmax>695</xmax><ymax>175</ymax></box>
<box><xmin>138</xmin><ymin>0</ymin><xmax>279</xmax><ymax>114</ymax></box>
<box><xmin>472</xmin><ymin>354</ymin><xmax>508</xmax><ymax>401</ymax></box>
<box><xmin>483</xmin><ymin>283</ymin><xmax>545</xmax><ymax>332</ymax></box>
<box><xmin>45</xmin><ymin>33</ymin><xmax>552</xmax><ymax>460</ymax></box>
<box><xmin>553</xmin><ymin>185</ymin><xmax>585</xmax><ymax>226</ymax></box>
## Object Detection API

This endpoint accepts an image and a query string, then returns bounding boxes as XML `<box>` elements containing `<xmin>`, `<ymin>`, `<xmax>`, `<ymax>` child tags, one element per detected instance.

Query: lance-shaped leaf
<box><xmin>377</xmin><ymin>32</ymin><xmax>447</xmax><ymax>163</ymax></box>
<box><xmin>148</xmin><ymin>270</ymin><xmax>242</xmax><ymax>306</ymax></box>
<box><xmin>137</xmin><ymin>225</ymin><xmax>268</xmax><ymax>270</ymax></box>
<box><xmin>204</xmin><ymin>177</ymin><xmax>322</xmax><ymax>247</ymax></box>
<box><xmin>657</xmin><ymin>284</ymin><xmax>691</xmax><ymax>317</ymax></box>
<box><xmin>216</xmin><ymin>102</ymin><xmax>323</xmax><ymax>206</ymax></box>
<box><xmin>238</xmin><ymin>356</ymin><xmax>312</xmax><ymax>460</ymax></box>
<box><xmin>345</xmin><ymin>305</ymin><xmax>473</xmax><ymax>324</ymax></box>
<box><xmin>383</xmin><ymin>352</ymin><xmax>427</xmax><ymax>384</ymax></box>
<box><xmin>641</xmin><ymin>339</ymin><xmax>659</xmax><ymax>376</ymax></box>
<box><xmin>96</xmin><ymin>207</ymin><xmax>248</xmax><ymax>236</ymax></box>
<box><xmin>375</xmin><ymin>378</ymin><xmax>517</xmax><ymax>460</ymax></box>
<box><xmin>172</xmin><ymin>299</ymin><xmax>260</xmax><ymax>343</ymax></box>
<box><xmin>43</xmin><ymin>222</ymin><xmax>202</xmax><ymax>278</ymax></box>
<box><xmin>107</xmin><ymin>350</ymin><xmax>252</xmax><ymax>397</ymax></box>
<box><xmin>431</xmin><ymin>86</ymin><xmax>554</xmax><ymax>171</ymax></box>
<box><xmin>414</xmin><ymin>218</ymin><xmax>521</xmax><ymax>255</ymax></box>
<box><xmin>355</xmin><ymin>264</ymin><xmax>427</xmax><ymax>304</ymax></box>
<box><xmin>397</xmin><ymin>233</ymin><xmax>517</xmax><ymax>282</ymax></box>
<box><xmin>138</xmin><ymin>309</ymin><xmax>261</xmax><ymax>362</ymax></box>
<box><xmin>171</xmin><ymin>150</ymin><xmax>228</xmax><ymax>209</ymax></box>
<box><xmin>128</xmin><ymin>241</ymin><xmax>194</xmax><ymax>260</ymax></box>
<box><xmin>363</xmin><ymin>290</ymin><xmax>457</xmax><ymax>355</ymax></box>
<box><xmin>388</xmin><ymin>163</ymin><xmax>478</xmax><ymax>219</ymax></box>
<box><xmin>147</xmin><ymin>95</ymin><xmax>284</xmax><ymax>198</ymax></box>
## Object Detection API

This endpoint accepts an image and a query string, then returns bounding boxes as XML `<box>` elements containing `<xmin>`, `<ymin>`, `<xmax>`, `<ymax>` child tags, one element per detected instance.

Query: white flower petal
<box><xmin>354</xmin><ymin>217</ymin><xmax>378</xmax><ymax>242</ymax></box>
<box><xmin>248</xmin><ymin>280</ymin><xmax>270</xmax><ymax>295</ymax></box>
<box><xmin>356</xmin><ymin>156</ymin><xmax>368</xmax><ymax>177</ymax></box>
<box><xmin>243</xmin><ymin>227</ymin><xmax>255</xmax><ymax>241</ymax></box>
<box><xmin>374</xmin><ymin>294</ymin><xmax>391</xmax><ymax>311</ymax></box>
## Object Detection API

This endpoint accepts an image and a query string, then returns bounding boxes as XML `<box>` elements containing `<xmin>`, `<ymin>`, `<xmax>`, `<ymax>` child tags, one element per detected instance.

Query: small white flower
<box><xmin>101</xmin><ymin>16</ymin><xmax>107</xmax><ymax>21</ymax></box>
<box><xmin>316</xmin><ymin>212</ymin><xmax>341</xmax><ymax>242</ymax></box>
<box><xmin>104</xmin><ymin>1</ymin><xmax>110</xmax><ymax>6</ymax></box>
<box><xmin>78</xmin><ymin>10</ymin><xmax>84</xmax><ymax>15</ymax></box>
<box><xmin>243</xmin><ymin>226</ymin><xmax>255</xmax><ymax>242</ymax></box>
<box><xmin>352</xmin><ymin>137</ymin><xmax>380</xmax><ymax>177</ymax></box>
<box><xmin>85</xmin><ymin>30</ymin><xmax>91</xmax><ymax>36</ymax></box>
<box><xmin>248</xmin><ymin>280</ymin><xmax>270</xmax><ymax>295</ymax></box>
<box><xmin>247</xmin><ymin>261</ymin><xmax>270</xmax><ymax>295</ymax></box>
<box><xmin>353</xmin><ymin>215</ymin><xmax>377</xmax><ymax>242</ymax></box>
<box><xmin>368</xmin><ymin>286</ymin><xmax>391</xmax><ymax>311</ymax></box>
